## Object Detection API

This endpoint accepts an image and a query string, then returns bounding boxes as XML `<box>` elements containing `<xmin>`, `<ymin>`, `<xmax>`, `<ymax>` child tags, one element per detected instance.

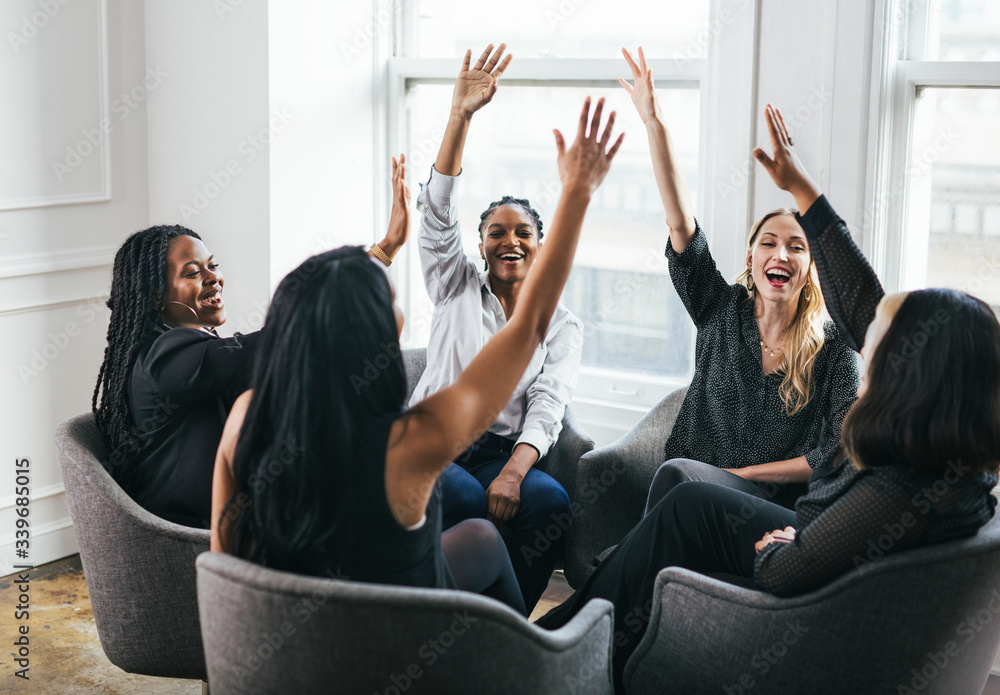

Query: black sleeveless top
<box><xmin>300</xmin><ymin>416</ymin><xmax>457</xmax><ymax>591</ymax></box>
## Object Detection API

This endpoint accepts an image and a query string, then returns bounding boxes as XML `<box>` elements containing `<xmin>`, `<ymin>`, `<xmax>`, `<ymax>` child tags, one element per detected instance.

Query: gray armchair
<box><xmin>563</xmin><ymin>387</ymin><xmax>688</xmax><ymax>587</ymax></box>
<box><xmin>624</xmin><ymin>510</ymin><xmax>1000</xmax><ymax>695</ymax></box>
<box><xmin>196</xmin><ymin>551</ymin><xmax>614</xmax><ymax>694</ymax></box>
<box><xmin>54</xmin><ymin>413</ymin><xmax>209</xmax><ymax>685</ymax></box>
<box><xmin>402</xmin><ymin>348</ymin><xmax>596</xmax><ymax>576</ymax></box>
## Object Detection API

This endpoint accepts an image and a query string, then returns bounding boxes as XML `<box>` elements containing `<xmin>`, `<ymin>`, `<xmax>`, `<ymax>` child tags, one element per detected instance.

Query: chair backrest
<box><xmin>626</xmin><ymin>510</ymin><xmax>1000</xmax><ymax>695</ymax></box>
<box><xmin>54</xmin><ymin>413</ymin><xmax>209</xmax><ymax>680</ymax></box>
<box><xmin>197</xmin><ymin>551</ymin><xmax>614</xmax><ymax>694</ymax></box>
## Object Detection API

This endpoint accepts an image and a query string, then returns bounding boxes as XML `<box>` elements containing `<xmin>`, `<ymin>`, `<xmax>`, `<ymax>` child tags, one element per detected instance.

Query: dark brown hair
<box><xmin>841</xmin><ymin>288</ymin><xmax>1000</xmax><ymax>474</ymax></box>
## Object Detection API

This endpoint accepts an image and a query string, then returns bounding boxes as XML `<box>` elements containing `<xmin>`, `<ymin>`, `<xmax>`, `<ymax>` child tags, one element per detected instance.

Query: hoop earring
<box><xmin>746</xmin><ymin>274</ymin><xmax>755</xmax><ymax>292</ymax></box>
<box><xmin>802</xmin><ymin>286</ymin><xmax>812</xmax><ymax>301</ymax></box>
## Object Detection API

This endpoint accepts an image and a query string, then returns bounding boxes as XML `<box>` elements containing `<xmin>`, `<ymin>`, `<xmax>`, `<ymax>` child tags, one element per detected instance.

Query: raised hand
<box><xmin>619</xmin><ymin>46</ymin><xmax>663</xmax><ymax>125</ymax></box>
<box><xmin>451</xmin><ymin>43</ymin><xmax>513</xmax><ymax>117</ymax></box>
<box><xmin>385</xmin><ymin>154</ymin><xmax>410</xmax><ymax>250</ymax></box>
<box><xmin>554</xmin><ymin>97</ymin><xmax>625</xmax><ymax>195</ymax></box>
<box><xmin>754</xmin><ymin>105</ymin><xmax>821</xmax><ymax>211</ymax></box>
<box><xmin>371</xmin><ymin>154</ymin><xmax>410</xmax><ymax>265</ymax></box>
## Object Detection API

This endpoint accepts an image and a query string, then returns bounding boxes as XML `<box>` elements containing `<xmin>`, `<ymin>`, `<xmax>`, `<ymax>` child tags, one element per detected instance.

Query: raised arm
<box><xmin>369</xmin><ymin>154</ymin><xmax>410</xmax><ymax>266</ymax></box>
<box><xmin>620</xmin><ymin>47</ymin><xmax>697</xmax><ymax>252</ymax></box>
<box><xmin>754</xmin><ymin>105</ymin><xmax>884</xmax><ymax>351</ymax></box>
<box><xmin>386</xmin><ymin>99</ymin><xmax>623</xmax><ymax>525</ymax></box>
<box><xmin>435</xmin><ymin>44</ymin><xmax>512</xmax><ymax>176</ymax></box>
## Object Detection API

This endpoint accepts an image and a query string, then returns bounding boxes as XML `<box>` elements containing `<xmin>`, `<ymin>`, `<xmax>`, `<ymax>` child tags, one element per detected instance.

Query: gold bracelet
<box><xmin>369</xmin><ymin>243</ymin><xmax>392</xmax><ymax>267</ymax></box>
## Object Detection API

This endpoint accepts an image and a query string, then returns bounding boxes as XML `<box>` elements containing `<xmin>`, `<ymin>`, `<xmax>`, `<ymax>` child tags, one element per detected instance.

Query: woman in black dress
<box><xmin>210</xmin><ymin>98</ymin><xmax>624</xmax><ymax>611</ymax></box>
<box><xmin>536</xmin><ymin>103</ymin><xmax>1000</xmax><ymax>694</ymax></box>
<box><xmin>93</xmin><ymin>156</ymin><xmax>411</xmax><ymax>527</ymax></box>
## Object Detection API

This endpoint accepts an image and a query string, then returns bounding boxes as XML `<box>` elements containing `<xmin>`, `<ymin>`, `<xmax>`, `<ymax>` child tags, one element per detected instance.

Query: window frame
<box><xmin>373</xmin><ymin>0</ymin><xmax>762</xmax><ymax>437</ymax></box>
<box><xmin>866</xmin><ymin>0</ymin><xmax>1000</xmax><ymax>292</ymax></box>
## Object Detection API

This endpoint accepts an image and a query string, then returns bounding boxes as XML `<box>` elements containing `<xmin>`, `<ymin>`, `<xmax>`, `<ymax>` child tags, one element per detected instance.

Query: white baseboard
<box><xmin>0</xmin><ymin>516</ymin><xmax>79</xmax><ymax>578</ymax></box>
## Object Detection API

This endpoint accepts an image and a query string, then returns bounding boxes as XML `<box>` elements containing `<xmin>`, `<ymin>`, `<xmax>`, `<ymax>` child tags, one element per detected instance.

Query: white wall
<box><xmin>0</xmin><ymin>0</ymin><xmax>151</xmax><ymax>574</ymax></box>
<box><xmin>144</xmin><ymin>0</ymin><xmax>271</xmax><ymax>334</ymax></box>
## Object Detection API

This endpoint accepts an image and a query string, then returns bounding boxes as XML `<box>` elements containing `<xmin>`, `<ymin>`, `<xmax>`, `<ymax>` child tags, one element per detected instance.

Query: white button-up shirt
<box><xmin>408</xmin><ymin>167</ymin><xmax>583</xmax><ymax>459</ymax></box>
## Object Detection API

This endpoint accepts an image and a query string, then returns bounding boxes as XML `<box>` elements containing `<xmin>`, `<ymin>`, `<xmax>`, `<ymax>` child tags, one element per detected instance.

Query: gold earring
<box><xmin>746</xmin><ymin>274</ymin><xmax>755</xmax><ymax>292</ymax></box>
<box><xmin>803</xmin><ymin>286</ymin><xmax>811</xmax><ymax>301</ymax></box>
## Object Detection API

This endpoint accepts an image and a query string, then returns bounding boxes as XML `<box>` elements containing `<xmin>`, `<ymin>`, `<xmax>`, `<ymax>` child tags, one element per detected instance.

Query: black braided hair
<box><xmin>477</xmin><ymin>196</ymin><xmax>544</xmax><ymax>271</ymax></box>
<box><xmin>92</xmin><ymin>225</ymin><xmax>200</xmax><ymax>493</ymax></box>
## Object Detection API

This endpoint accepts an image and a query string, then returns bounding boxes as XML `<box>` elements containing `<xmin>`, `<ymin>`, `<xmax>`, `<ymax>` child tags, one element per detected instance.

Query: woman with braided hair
<box><xmin>94</xmin><ymin>156</ymin><xmax>411</xmax><ymax>527</ymax></box>
<box><xmin>408</xmin><ymin>43</ymin><xmax>584</xmax><ymax>613</ymax></box>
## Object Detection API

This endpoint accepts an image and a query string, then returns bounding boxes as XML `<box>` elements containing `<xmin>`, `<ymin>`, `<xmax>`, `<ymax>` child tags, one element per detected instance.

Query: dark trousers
<box><xmin>439</xmin><ymin>433</ymin><xmax>570</xmax><ymax>612</ymax></box>
<box><xmin>644</xmin><ymin>458</ymin><xmax>775</xmax><ymax>515</ymax></box>
<box><xmin>536</xmin><ymin>481</ymin><xmax>796</xmax><ymax>694</ymax></box>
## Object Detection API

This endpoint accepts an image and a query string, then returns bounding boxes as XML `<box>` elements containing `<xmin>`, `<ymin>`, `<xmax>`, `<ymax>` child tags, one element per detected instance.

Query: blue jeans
<box><xmin>439</xmin><ymin>433</ymin><xmax>570</xmax><ymax>612</ymax></box>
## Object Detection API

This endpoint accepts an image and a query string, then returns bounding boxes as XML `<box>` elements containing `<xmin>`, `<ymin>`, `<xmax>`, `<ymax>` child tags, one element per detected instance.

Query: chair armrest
<box><xmin>562</xmin><ymin>388</ymin><xmax>687</xmax><ymax>588</ymax></box>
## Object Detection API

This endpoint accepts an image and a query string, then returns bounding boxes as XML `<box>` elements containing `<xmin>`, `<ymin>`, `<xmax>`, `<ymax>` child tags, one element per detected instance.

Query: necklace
<box><xmin>760</xmin><ymin>339</ymin><xmax>783</xmax><ymax>359</ymax></box>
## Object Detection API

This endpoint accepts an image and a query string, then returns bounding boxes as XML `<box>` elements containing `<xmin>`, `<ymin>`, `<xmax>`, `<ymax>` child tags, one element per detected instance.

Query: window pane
<box><xmin>406</xmin><ymin>0</ymin><xmax>710</xmax><ymax>61</ymax></box>
<box><xmin>903</xmin><ymin>87</ymin><xmax>1000</xmax><ymax>312</ymax></box>
<box><xmin>400</xmin><ymin>83</ymin><xmax>699</xmax><ymax>379</ymax></box>
<box><xmin>910</xmin><ymin>0</ymin><xmax>1000</xmax><ymax>61</ymax></box>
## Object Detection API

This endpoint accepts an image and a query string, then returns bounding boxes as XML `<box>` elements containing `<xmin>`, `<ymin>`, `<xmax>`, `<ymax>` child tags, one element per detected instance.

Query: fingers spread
<box><xmin>754</xmin><ymin>148</ymin><xmax>774</xmax><ymax>169</ymax></box>
<box><xmin>461</xmin><ymin>49</ymin><xmax>472</xmax><ymax>73</ymax></box>
<box><xmin>553</xmin><ymin>129</ymin><xmax>566</xmax><ymax>156</ymax></box>
<box><xmin>638</xmin><ymin>45</ymin><xmax>648</xmax><ymax>72</ymax></box>
<box><xmin>618</xmin><ymin>77</ymin><xmax>633</xmax><ymax>93</ymax></box>
<box><xmin>577</xmin><ymin>97</ymin><xmax>591</xmax><ymax>138</ymax></box>
<box><xmin>484</xmin><ymin>43</ymin><xmax>506</xmax><ymax>72</ymax></box>
<box><xmin>473</xmin><ymin>44</ymin><xmax>493</xmax><ymax>71</ymax></box>
<box><xmin>622</xmin><ymin>47</ymin><xmax>641</xmax><ymax>78</ymax></box>
<box><xmin>608</xmin><ymin>131</ymin><xmax>626</xmax><ymax>158</ymax></box>
<box><xmin>589</xmin><ymin>97</ymin><xmax>606</xmax><ymax>139</ymax></box>
<box><xmin>599</xmin><ymin>111</ymin><xmax>616</xmax><ymax>148</ymax></box>
<box><xmin>493</xmin><ymin>52</ymin><xmax>513</xmax><ymax>78</ymax></box>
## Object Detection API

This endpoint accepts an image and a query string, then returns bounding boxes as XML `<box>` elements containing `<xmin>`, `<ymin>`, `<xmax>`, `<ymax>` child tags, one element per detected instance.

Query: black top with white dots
<box><xmin>663</xmin><ymin>220</ymin><xmax>860</xmax><ymax>509</ymax></box>
<box><xmin>753</xmin><ymin>195</ymin><xmax>998</xmax><ymax>595</ymax></box>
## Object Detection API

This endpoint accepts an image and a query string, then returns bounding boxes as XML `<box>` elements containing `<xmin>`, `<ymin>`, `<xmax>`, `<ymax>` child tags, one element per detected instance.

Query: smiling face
<box><xmin>746</xmin><ymin>214</ymin><xmax>812</xmax><ymax>304</ymax></box>
<box><xmin>161</xmin><ymin>235</ymin><xmax>226</xmax><ymax>328</ymax></box>
<box><xmin>479</xmin><ymin>204</ymin><xmax>540</xmax><ymax>285</ymax></box>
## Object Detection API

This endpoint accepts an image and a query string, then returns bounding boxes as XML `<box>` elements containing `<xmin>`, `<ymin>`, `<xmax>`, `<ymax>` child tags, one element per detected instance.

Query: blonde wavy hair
<box><xmin>735</xmin><ymin>208</ymin><xmax>826</xmax><ymax>416</ymax></box>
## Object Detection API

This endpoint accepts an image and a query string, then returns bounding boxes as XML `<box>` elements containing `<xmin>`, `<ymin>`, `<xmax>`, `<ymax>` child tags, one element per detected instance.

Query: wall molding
<box><xmin>0</xmin><ymin>482</ymin><xmax>65</xmax><ymax>513</ymax></box>
<box><xmin>0</xmin><ymin>0</ymin><xmax>111</xmax><ymax>212</ymax></box>
<box><xmin>0</xmin><ymin>245</ymin><xmax>117</xmax><ymax>280</ymax></box>
<box><xmin>0</xmin><ymin>516</ymin><xmax>77</xmax><ymax>578</ymax></box>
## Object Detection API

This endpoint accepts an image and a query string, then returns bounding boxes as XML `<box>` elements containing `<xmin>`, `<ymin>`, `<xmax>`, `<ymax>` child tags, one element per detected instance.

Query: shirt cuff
<box><xmin>664</xmin><ymin>222</ymin><xmax>706</xmax><ymax>265</ymax></box>
<box><xmin>804</xmin><ymin>446</ymin><xmax>828</xmax><ymax>470</ymax></box>
<box><xmin>794</xmin><ymin>194</ymin><xmax>839</xmax><ymax>242</ymax></box>
<box><xmin>515</xmin><ymin>427</ymin><xmax>551</xmax><ymax>460</ymax></box>
<box><xmin>421</xmin><ymin>165</ymin><xmax>461</xmax><ymax>203</ymax></box>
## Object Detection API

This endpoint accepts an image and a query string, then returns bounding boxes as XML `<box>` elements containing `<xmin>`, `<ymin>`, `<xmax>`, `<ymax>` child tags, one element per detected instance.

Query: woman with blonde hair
<box><xmin>620</xmin><ymin>47</ymin><xmax>858</xmax><ymax>510</ymax></box>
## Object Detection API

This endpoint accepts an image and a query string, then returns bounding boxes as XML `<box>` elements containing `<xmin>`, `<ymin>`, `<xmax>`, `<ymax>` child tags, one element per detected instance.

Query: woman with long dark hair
<box><xmin>536</xmin><ymin>104</ymin><xmax>1000</xmax><ymax>693</ymax></box>
<box><xmin>93</xmin><ymin>156</ymin><xmax>411</xmax><ymax>528</ymax></box>
<box><xmin>210</xmin><ymin>98</ymin><xmax>623</xmax><ymax>611</ymax></box>
<box><xmin>619</xmin><ymin>48</ymin><xmax>860</xmax><ymax>512</ymax></box>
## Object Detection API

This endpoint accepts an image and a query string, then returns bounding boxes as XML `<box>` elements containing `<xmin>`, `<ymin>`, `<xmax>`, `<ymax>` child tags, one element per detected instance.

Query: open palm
<box><xmin>452</xmin><ymin>43</ymin><xmax>512</xmax><ymax>116</ymax></box>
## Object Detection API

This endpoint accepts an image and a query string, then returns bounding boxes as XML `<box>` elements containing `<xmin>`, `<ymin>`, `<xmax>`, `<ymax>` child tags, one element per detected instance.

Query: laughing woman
<box><xmin>92</xmin><ymin>156</ymin><xmax>411</xmax><ymax>527</ymax></box>
<box><xmin>620</xmin><ymin>47</ymin><xmax>859</xmax><ymax>511</ymax></box>
<box><xmin>537</xmin><ymin>103</ymin><xmax>1000</xmax><ymax>694</ymax></box>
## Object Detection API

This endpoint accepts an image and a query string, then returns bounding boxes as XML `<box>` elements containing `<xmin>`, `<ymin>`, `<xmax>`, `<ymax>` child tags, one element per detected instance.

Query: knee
<box><xmin>454</xmin><ymin>518</ymin><xmax>504</xmax><ymax>549</ymax></box>
<box><xmin>519</xmin><ymin>481</ymin><xmax>570</xmax><ymax>527</ymax></box>
<box><xmin>442</xmin><ymin>479</ymin><xmax>486</xmax><ymax>521</ymax></box>
<box><xmin>651</xmin><ymin>458</ymin><xmax>702</xmax><ymax>491</ymax></box>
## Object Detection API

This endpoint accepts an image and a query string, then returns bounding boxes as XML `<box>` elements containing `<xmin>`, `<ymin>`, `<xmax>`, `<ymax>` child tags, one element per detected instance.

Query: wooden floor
<box><xmin>1</xmin><ymin>555</ymin><xmax>998</xmax><ymax>693</ymax></box>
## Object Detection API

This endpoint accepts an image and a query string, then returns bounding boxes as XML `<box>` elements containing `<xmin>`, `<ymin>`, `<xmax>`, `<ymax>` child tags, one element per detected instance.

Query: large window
<box><xmin>874</xmin><ymin>0</ymin><xmax>1000</xmax><ymax>309</ymax></box>
<box><xmin>390</xmin><ymin>0</ymin><xmax>710</xmax><ymax>390</ymax></box>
